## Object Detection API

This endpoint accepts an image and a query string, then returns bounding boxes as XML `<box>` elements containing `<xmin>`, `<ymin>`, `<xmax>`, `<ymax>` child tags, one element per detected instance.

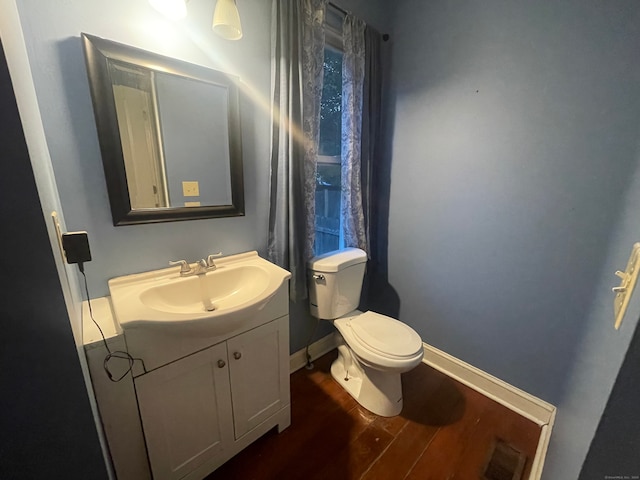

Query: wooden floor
<box><xmin>209</xmin><ymin>350</ymin><xmax>542</xmax><ymax>480</ymax></box>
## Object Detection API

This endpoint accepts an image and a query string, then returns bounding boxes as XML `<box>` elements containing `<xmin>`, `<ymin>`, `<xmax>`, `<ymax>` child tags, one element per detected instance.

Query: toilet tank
<box><xmin>308</xmin><ymin>248</ymin><xmax>367</xmax><ymax>319</ymax></box>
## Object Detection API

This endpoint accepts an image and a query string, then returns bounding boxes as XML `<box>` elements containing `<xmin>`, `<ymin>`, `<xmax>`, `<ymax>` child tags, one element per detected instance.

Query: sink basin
<box><xmin>108</xmin><ymin>251</ymin><xmax>291</xmax><ymax>336</ymax></box>
<box><xmin>139</xmin><ymin>265</ymin><xmax>270</xmax><ymax>315</ymax></box>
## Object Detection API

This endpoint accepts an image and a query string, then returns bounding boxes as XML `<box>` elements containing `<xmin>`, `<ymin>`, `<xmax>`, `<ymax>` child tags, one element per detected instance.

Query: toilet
<box><xmin>308</xmin><ymin>248</ymin><xmax>424</xmax><ymax>417</ymax></box>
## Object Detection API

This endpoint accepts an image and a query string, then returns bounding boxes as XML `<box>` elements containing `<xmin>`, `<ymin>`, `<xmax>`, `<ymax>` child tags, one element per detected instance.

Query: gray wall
<box><xmin>335</xmin><ymin>0</ymin><xmax>390</xmax><ymax>33</ymax></box>
<box><xmin>580</xmin><ymin>318</ymin><xmax>640</xmax><ymax>477</ymax></box>
<box><xmin>14</xmin><ymin>0</ymin><xmax>272</xmax><ymax>299</ymax></box>
<box><xmin>388</xmin><ymin>1</ymin><xmax>640</xmax><ymax>478</ymax></box>
<box><xmin>11</xmin><ymin>0</ymin><xmax>390</xmax><ymax>356</ymax></box>
<box><xmin>2</xmin><ymin>1</ymin><xmax>387</xmax><ymax>476</ymax></box>
<box><xmin>9</xmin><ymin>0</ymin><xmax>638</xmax><ymax>476</ymax></box>
<box><xmin>0</xmin><ymin>40</ymin><xmax>108</xmax><ymax>480</ymax></box>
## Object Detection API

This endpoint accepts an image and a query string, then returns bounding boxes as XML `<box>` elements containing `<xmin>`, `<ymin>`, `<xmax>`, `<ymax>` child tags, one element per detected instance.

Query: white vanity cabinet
<box><xmin>227</xmin><ymin>318</ymin><xmax>289</xmax><ymax>439</ymax></box>
<box><xmin>84</xmin><ymin>253</ymin><xmax>292</xmax><ymax>480</ymax></box>
<box><xmin>134</xmin><ymin>343</ymin><xmax>232</xmax><ymax>480</ymax></box>
<box><xmin>134</xmin><ymin>317</ymin><xmax>290</xmax><ymax>480</ymax></box>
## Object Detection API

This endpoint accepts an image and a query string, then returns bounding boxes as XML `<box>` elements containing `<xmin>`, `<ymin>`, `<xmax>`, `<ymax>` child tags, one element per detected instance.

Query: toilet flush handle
<box><xmin>313</xmin><ymin>274</ymin><xmax>325</xmax><ymax>281</ymax></box>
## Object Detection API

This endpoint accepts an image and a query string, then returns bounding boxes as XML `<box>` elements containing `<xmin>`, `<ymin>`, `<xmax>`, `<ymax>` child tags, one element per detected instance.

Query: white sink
<box><xmin>108</xmin><ymin>251</ymin><xmax>291</xmax><ymax>336</ymax></box>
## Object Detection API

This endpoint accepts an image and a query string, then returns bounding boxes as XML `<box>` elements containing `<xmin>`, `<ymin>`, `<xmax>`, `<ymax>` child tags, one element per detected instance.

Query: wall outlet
<box><xmin>182</xmin><ymin>181</ymin><xmax>200</xmax><ymax>197</ymax></box>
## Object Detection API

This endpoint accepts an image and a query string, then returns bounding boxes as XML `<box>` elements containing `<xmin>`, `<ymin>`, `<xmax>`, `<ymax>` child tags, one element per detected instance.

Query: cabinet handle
<box><xmin>233</xmin><ymin>352</ymin><xmax>242</xmax><ymax>360</ymax></box>
<box><xmin>217</xmin><ymin>359</ymin><xmax>226</xmax><ymax>368</ymax></box>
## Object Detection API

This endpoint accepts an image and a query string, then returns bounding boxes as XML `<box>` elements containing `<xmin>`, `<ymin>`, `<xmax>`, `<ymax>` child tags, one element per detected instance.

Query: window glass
<box><xmin>319</xmin><ymin>47</ymin><xmax>342</xmax><ymax>157</ymax></box>
<box><xmin>315</xmin><ymin>47</ymin><xmax>343</xmax><ymax>255</ymax></box>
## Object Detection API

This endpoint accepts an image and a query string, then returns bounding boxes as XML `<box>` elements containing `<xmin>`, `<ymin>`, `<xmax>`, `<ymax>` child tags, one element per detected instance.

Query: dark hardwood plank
<box><xmin>271</xmin><ymin>404</ymin><xmax>374</xmax><ymax>480</ymax></box>
<box><xmin>361</xmin><ymin>419</ymin><xmax>437</xmax><ymax>480</ymax></box>
<box><xmin>451</xmin><ymin>397</ymin><xmax>541</xmax><ymax>480</ymax></box>
<box><xmin>310</xmin><ymin>417</ymin><xmax>394</xmax><ymax>480</ymax></box>
<box><xmin>209</xmin><ymin>351</ymin><xmax>543</xmax><ymax>480</ymax></box>
<box><xmin>404</xmin><ymin>385</ymin><xmax>495</xmax><ymax>480</ymax></box>
<box><xmin>362</xmin><ymin>369</ymin><xmax>470</xmax><ymax>480</ymax></box>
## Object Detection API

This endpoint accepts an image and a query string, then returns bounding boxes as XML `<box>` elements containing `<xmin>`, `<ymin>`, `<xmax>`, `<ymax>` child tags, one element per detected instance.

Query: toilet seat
<box><xmin>334</xmin><ymin>311</ymin><xmax>423</xmax><ymax>370</ymax></box>
<box><xmin>350</xmin><ymin>311</ymin><xmax>423</xmax><ymax>358</ymax></box>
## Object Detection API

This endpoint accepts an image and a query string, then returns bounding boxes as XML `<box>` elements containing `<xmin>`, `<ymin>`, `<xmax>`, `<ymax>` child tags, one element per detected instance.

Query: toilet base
<box><xmin>331</xmin><ymin>342</ymin><xmax>403</xmax><ymax>417</ymax></box>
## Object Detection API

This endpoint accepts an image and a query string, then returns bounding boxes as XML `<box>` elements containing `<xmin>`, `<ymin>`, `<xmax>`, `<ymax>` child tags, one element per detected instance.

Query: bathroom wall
<box><xmin>13</xmin><ymin>0</ymin><xmax>273</xmax><ymax>299</ymax></box>
<box><xmin>579</xmin><ymin>317</ymin><xmax>640</xmax><ymax>478</ymax></box>
<box><xmin>1</xmin><ymin>0</ymin><xmax>388</xmax><ymax>475</ymax></box>
<box><xmin>0</xmin><ymin>39</ymin><xmax>108</xmax><ymax>479</ymax></box>
<box><xmin>335</xmin><ymin>0</ymin><xmax>390</xmax><ymax>32</ymax></box>
<box><xmin>13</xmin><ymin>0</ymin><xmax>637</xmax><ymax>476</ymax></box>
<box><xmin>10</xmin><ymin>0</ymin><xmax>391</xmax><ymax>356</ymax></box>
<box><xmin>388</xmin><ymin>0</ymin><xmax>640</xmax><ymax>478</ymax></box>
<box><xmin>12</xmin><ymin>0</ymin><xmax>639</xmax><ymax>476</ymax></box>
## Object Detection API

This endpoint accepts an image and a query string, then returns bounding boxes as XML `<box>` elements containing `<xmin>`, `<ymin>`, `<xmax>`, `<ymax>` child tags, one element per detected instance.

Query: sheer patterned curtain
<box><xmin>268</xmin><ymin>0</ymin><xmax>327</xmax><ymax>300</ymax></box>
<box><xmin>341</xmin><ymin>14</ymin><xmax>367</xmax><ymax>252</ymax></box>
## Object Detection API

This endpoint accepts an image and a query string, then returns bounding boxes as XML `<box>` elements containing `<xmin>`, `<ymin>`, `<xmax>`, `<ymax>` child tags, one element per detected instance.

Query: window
<box><xmin>314</xmin><ymin>45</ymin><xmax>343</xmax><ymax>255</ymax></box>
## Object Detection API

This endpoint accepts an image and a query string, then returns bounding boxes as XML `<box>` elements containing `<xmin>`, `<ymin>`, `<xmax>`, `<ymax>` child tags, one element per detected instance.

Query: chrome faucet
<box><xmin>169</xmin><ymin>259</ymin><xmax>192</xmax><ymax>276</ymax></box>
<box><xmin>194</xmin><ymin>258</ymin><xmax>209</xmax><ymax>275</ymax></box>
<box><xmin>169</xmin><ymin>253</ymin><xmax>223</xmax><ymax>276</ymax></box>
<box><xmin>206</xmin><ymin>252</ymin><xmax>223</xmax><ymax>271</ymax></box>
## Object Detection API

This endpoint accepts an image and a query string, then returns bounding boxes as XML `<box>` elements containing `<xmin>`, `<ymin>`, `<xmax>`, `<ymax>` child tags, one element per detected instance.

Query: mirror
<box><xmin>81</xmin><ymin>33</ymin><xmax>244</xmax><ymax>225</ymax></box>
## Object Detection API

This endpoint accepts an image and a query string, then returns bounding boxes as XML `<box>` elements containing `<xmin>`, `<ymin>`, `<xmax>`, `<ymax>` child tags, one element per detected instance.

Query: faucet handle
<box><xmin>206</xmin><ymin>252</ymin><xmax>223</xmax><ymax>267</ymax></box>
<box><xmin>169</xmin><ymin>260</ymin><xmax>191</xmax><ymax>274</ymax></box>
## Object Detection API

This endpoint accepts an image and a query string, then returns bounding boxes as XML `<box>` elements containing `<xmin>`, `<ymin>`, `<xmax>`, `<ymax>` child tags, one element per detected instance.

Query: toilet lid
<box><xmin>349</xmin><ymin>311</ymin><xmax>423</xmax><ymax>358</ymax></box>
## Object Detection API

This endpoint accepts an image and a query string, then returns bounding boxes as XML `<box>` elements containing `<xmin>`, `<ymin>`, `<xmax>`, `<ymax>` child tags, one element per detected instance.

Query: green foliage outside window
<box><xmin>319</xmin><ymin>48</ymin><xmax>342</xmax><ymax>158</ymax></box>
<box><xmin>315</xmin><ymin>47</ymin><xmax>343</xmax><ymax>255</ymax></box>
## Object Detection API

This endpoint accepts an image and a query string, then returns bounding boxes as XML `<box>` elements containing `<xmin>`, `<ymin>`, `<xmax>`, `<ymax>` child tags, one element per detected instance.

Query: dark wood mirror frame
<box><xmin>81</xmin><ymin>33</ymin><xmax>244</xmax><ymax>225</ymax></box>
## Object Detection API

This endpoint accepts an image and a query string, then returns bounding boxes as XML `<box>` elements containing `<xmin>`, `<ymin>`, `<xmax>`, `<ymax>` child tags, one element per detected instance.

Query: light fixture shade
<box><xmin>149</xmin><ymin>0</ymin><xmax>187</xmax><ymax>20</ymax></box>
<box><xmin>213</xmin><ymin>0</ymin><xmax>243</xmax><ymax>40</ymax></box>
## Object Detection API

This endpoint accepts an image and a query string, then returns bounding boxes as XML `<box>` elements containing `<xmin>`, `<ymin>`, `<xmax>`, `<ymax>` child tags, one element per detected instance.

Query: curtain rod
<box><xmin>327</xmin><ymin>2</ymin><xmax>390</xmax><ymax>41</ymax></box>
<box><xmin>328</xmin><ymin>2</ymin><xmax>348</xmax><ymax>16</ymax></box>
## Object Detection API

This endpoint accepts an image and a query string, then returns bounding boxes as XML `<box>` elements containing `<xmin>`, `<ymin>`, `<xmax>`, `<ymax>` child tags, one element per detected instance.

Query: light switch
<box><xmin>182</xmin><ymin>181</ymin><xmax>200</xmax><ymax>197</ymax></box>
<box><xmin>613</xmin><ymin>243</ymin><xmax>640</xmax><ymax>330</ymax></box>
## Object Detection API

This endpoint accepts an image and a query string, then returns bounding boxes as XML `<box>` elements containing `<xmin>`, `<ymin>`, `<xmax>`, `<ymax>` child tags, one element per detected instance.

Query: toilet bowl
<box><xmin>308</xmin><ymin>248</ymin><xmax>424</xmax><ymax>417</ymax></box>
<box><xmin>330</xmin><ymin>311</ymin><xmax>423</xmax><ymax>416</ymax></box>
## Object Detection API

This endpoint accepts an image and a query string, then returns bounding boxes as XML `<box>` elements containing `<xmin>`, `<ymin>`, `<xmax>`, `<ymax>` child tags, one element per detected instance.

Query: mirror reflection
<box><xmin>82</xmin><ymin>33</ymin><xmax>244</xmax><ymax>225</ymax></box>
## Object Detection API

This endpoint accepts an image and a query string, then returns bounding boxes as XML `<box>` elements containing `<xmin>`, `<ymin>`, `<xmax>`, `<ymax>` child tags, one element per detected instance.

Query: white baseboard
<box><xmin>289</xmin><ymin>333</ymin><xmax>338</xmax><ymax>373</ymax></box>
<box><xmin>421</xmin><ymin>342</ymin><xmax>556</xmax><ymax>480</ymax></box>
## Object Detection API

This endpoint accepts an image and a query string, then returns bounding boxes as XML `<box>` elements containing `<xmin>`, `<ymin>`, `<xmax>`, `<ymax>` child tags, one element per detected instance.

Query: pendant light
<box><xmin>212</xmin><ymin>0</ymin><xmax>243</xmax><ymax>40</ymax></box>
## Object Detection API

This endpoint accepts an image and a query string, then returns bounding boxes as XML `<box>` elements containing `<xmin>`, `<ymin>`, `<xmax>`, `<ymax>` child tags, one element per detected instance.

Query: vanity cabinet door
<box><xmin>227</xmin><ymin>317</ymin><xmax>290</xmax><ymax>439</ymax></box>
<box><xmin>135</xmin><ymin>343</ymin><xmax>233</xmax><ymax>480</ymax></box>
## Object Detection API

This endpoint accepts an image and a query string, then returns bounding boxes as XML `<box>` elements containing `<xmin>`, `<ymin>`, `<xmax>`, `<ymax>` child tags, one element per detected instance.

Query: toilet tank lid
<box><xmin>308</xmin><ymin>248</ymin><xmax>367</xmax><ymax>273</ymax></box>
